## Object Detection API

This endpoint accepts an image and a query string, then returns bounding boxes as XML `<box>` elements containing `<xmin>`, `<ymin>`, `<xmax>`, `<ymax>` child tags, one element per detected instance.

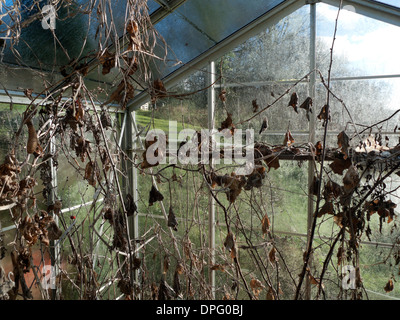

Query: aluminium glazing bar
<box><xmin>207</xmin><ymin>60</ymin><xmax>216</xmax><ymax>299</ymax></box>
<box><xmin>322</xmin><ymin>0</ymin><xmax>400</xmax><ymax>27</ymax></box>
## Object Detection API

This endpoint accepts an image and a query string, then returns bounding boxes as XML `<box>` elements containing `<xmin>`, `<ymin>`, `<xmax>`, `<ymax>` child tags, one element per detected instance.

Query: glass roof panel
<box><xmin>153</xmin><ymin>0</ymin><xmax>286</xmax><ymax>78</ymax></box>
<box><xmin>372</xmin><ymin>0</ymin><xmax>400</xmax><ymax>8</ymax></box>
<box><xmin>317</xmin><ymin>2</ymin><xmax>400</xmax><ymax>77</ymax></box>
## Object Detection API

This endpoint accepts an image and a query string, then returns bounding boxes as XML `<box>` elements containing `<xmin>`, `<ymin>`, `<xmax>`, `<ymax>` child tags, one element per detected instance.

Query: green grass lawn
<box><xmin>134</xmin><ymin>110</ymin><xmax>202</xmax><ymax>133</ymax></box>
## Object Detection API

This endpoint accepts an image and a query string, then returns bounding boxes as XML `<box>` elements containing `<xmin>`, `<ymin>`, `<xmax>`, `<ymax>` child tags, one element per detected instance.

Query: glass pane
<box><xmin>317</xmin><ymin>3</ymin><xmax>400</xmax><ymax>77</ymax></box>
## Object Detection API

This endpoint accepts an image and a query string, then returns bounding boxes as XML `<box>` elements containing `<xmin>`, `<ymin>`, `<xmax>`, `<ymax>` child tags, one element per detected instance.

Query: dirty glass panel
<box><xmin>317</xmin><ymin>3</ymin><xmax>400</xmax><ymax>78</ymax></box>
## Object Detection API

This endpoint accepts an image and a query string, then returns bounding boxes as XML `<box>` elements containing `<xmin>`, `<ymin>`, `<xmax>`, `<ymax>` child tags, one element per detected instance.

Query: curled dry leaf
<box><xmin>219</xmin><ymin>89</ymin><xmax>227</xmax><ymax>102</ymax></box>
<box><xmin>317</xmin><ymin>201</ymin><xmax>334</xmax><ymax>217</ymax></box>
<box><xmin>288</xmin><ymin>92</ymin><xmax>298</xmax><ymax>113</ymax></box>
<box><xmin>250</xmin><ymin>278</ymin><xmax>265</xmax><ymax>298</ymax></box>
<box><xmin>211</xmin><ymin>172</ymin><xmax>246</xmax><ymax>203</ymax></box>
<box><xmin>384</xmin><ymin>279</ymin><xmax>394</xmax><ymax>293</ymax></box>
<box><xmin>167</xmin><ymin>206</ymin><xmax>178</xmax><ymax>231</ymax></box>
<box><xmin>261</xmin><ymin>213</ymin><xmax>270</xmax><ymax>237</ymax></box>
<box><xmin>283</xmin><ymin>129</ymin><xmax>295</xmax><ymax>147</ymax></box>
<box><xmin>218</xmin><ymin>113</ymin><xmax>235</xmax><ymax>133</ymax></box>
<box><xmin>125</xmin><ymin>193</ymin><xmax>137</xmax><ymax>217</ymax></box>
<box><xmin>224</xmin><ymin>232</ymin><xmax>237</xmax><ymax>259</ymax></box>
<box><xmin>317</xmin><ymin>104</ymin><xmax>331</xmax><ymax>125</ymax></box>
<box><xmin>268</xmin><ymin>246</ymin><xmax>278</xmax><ymax>265</ymax></box>
<box><xmin>99</xmin><ymin>50</ymin><xmax>115</xmax><ymax>75</ymax></box>
<box><xmin>244</xmin><ymin>166</ymin><xmax>266</xmax><ymax>190</ymax></box>
<box><xmin>315</xmin><ymin>141</ymin><xmax>323</xmax><ymax>157</ymax></box>
<box><xmin>84</xmin><ymin>161</ymin><xmax>100</xmax><ymax>187</ymax></box>
<box><xmin>210</xmin><ymin>264</ymin><xmax>225</xmax><ymax>272</ymax></box>
<box><xmin>299</xmin><ymin>97</ymin><xmax>313</xmax><ymax>121</ymax></box>
<box><xmin>149</xmin><ymin>185</ymin><xmax>164</xmax><ymax>206</ymax></box>
<box><xmin>337</xmin><ymin>131</ymin><xmax>350</xmax><ymax>159</ymax></box>
<box><xmin>343</xmin><ymin>165</ymin><xmax>359</xmax><ymax>192</ymax></box>
<box><xmin>259</xmin><ymin>117</ymin><xmax>268</xmax><ymax>134</ymax></box>
<box><xmin>252</xmin><ymin>99</ymin><xmax>259</xmax><ymax>113</ymax></box>
<box><xmin>25</xmin><ymin>119</ymin><xmax>43</xmax><ymax>157</ymax></box>
<box><xmin>329</xmin><ymin>157</ymin><xmax>352</xmax><ymax>175</ymax></box>
<box><xmin>108</xmin><ymin>80</ymin><xmax>135</xmax><ymax>107</ymax></box>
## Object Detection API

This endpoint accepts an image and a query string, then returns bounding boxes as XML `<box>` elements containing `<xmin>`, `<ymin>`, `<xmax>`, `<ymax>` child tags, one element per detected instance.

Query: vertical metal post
<box><xmin>49</xmin><ymin>131</ymin><xmax>59</xmax><ymax>300</ymax></box>
<box><xmin>207</xmin><ymin>60</ymin><xmax>216</xmax><ymax>299</ymax></box>
<box><xmin>124</xmin><ymin>109</ymin><xmax>139</xmax><ymax>287</ymax></box>
<box><xmin>306</xmin><ymin>2</ymin><xmax>317</xmax><ymax>300</ymax></box>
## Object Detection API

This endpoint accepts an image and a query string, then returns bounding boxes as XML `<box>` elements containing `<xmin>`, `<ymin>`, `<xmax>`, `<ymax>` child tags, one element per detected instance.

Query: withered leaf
<box><xmin>210</xmin><ymin>264</ymin><xmax>225</xmax><ymax>272</ymax></box>
<box><xmin>315</xmin><ymin>141</ymin><xmax>323</xmax><ymax>157</ymax></box>
<box><xmin>317</xmin><ymin>104</ymin><xmax>331</xmax><ymax>125</ymax></box>
<box><xmin>224</xmin><ymin>232</ymin><xmax>237</xmax><ymax>259</ymax></box>
<box><xmin>261</xmin><ymin>214</ymin><xmax>271</xmax><ymax>237</ymax></box>
<box><xmin>149</xmin><ymin>185</ymin><xmax>164</xmax><ymax>206</ymax></box>
<box><xmin>317</xmin><ymin>201</ymin><xmax>334</xmax><ymax>217</ymax></box>
<box><xmin>126</xmin><ymin>20</ymin><xmax>138</xmax><ymax>36</ymax></box>
<box><xmin>125</xmin><ymin>193</ymin><xmax>137</xmax><ymax>217</ymax></box>
<box><xmin>343</xmin><ymin>165</ymin><xmax>359</xmax><ymax>192</ymax></box>
<box><xmin>299</xmin><ymin>97</ymin><xmax>313</xmax><ymax>121</ymax></box>
<box><xmin>84</xmin><ymin>161</ymin><xmax>100</xmax><ymax>187</ymax></box>
<box><xmin>259</xmin><ymin>117</ymin><xmax>268</xmax><ymax>134</ymax></box>
<box><xmin>108</xmin><ymin>80</ymin><xmax>135</xmax><ymax>107</ymax></box>
<box><xmin>266</xmin><ymin>155</ymin><xmax>280</xmax><ymax>172</ymax></box>
<box><xmin>25</xmin><ymin>119</ymin><xmax>42</xmax><ymax>157</ymax></box>
<box><xmin>219</xmin><ymin>113</ymin><xmax>235</xmax><ymax>133</ymax></box>
<box><xmin>284</xmin><ymin>129</ymin><xmax>295</xmax><ymax>147</ymax></box>
<box><xmin>268</xmin><ymin>246</ymin><xmax>278</xmax><ymax>265</ymax></box>
<box><xmin>219</xmin><ymin>89</ymin><xmax>227</xmax><ymax>102</ymax></box>
<box><xmin>250</xmin><ymin>278</ymin><xmax>265</xmax><ymax>298</ymax></box>
<box><xmin>152</xmin><ymin>79</ymin><xmax>167</xmax><ymax>100</ymax></box>
<box><xmin>167</xmin><ymin>206</ymin><xmax>178</xmax><ymax>231</ymax></box>
<box><xmin>337</xmin><ymin>131</ymin><xmax>350</xmax><ymax>159</ymax></box>
<box><xmin>337</xmin><ymin>247</ymin><xmax>345</xmax><ymax>266</ymax></box>
<box><xmin>329</xmin><ymin>157</ymin><xmax>352</xmax><ymax>175</ymax></box>
<box><xmin>99</xmin><ymin>50</ymin><xmax>115</xmax><ymax>75</ymax></box>
<box><xmin>252</xmin><ymin>99</ymin><xmax>259</xmax><ymax>113</ymax></box>
<box><xmin>163</xmin><ymin>255</ymin><xmax>169</xmax><ymax>274</ymax></box>
<box><xmin>24</xmin><ymin>89</ymin><xmax>34</xmax><ymax>101</ymax></box>
<box><xmin>288</xmin><ymin>92</ymin><xmax>299</xmax><ymax>113</ymax></box>
<box><xmin>384</xmin><ymin>279</ymin><xmax>394</xmax><ymax>293</ymax></box>
<box><xmin>266</xmin><ymin>286</ymin><xmax>275</xmax><ymax>300</ymax></box>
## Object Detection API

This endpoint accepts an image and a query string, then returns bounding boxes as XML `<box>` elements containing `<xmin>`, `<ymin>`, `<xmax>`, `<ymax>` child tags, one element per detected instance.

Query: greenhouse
<box><xmin>0</xmin><ymin>0</ymin><xmax>400</xmax><ymax>302</ymax></box>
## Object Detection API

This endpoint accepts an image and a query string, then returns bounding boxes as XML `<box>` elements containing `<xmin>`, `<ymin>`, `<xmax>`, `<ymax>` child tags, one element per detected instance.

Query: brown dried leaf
<box><xmin>219</xmin><ymin>89</ymin><xmax>227</xmax><ymax>102</ymax></box>
<box><xmin>149</xmin><ymin>185</ymin><xmax>164</xmax><ymax>206</ymax></box>
<box><xmin>26</xmin><ymin>119</ymin><xmax>42</xmax><ymax>156</ymax></box>
<box><xmin>284</xmin><ymin>129</ymin><xmax>295</xmax><ymax>146</ymax></box>
<box><xmin>317</xmin><ymin>201</ymin><xmax>334</xmax><ymax>217</ymax></box>
<box><xmin>384</xmin><ymin>279</ymin><xmax>394</xmax><ymax>293</ymax></box>
<box><xmin>261</xmin><ymin>214</ymin><xmax>271</xmax><ymax>237</ymax></box>
<box><xmin>252</xmin><ymin>99</ymin><xmax>259</xmax><ymax>113</ymax></box>
<box><xmin>299</xmin><ymin>97</ymin><xmax>313</xmax><ymax>121</ymax></box>
<box><xmin>337</xmin><ymin>131</ymin><xmax>350</xmax><ymax>159</ymax></box>
<box><xmin>268</xmin><ymin>246</ymin><xmax>278</xmax><ymax>265</ymax></box>
<box><xmin>343</xmin><ymin>165</ymin><xmax>359</xmax><ymax>192</ymax></box>
<box><xmin>218</xmin><ymin>113</ymin><xmax>234</xmax><ymax>132</ymax></box>
<box><xmin>317</xmin><ymin>104</ymin><xmax>331</xmax><ymax>124</ymax></box>
<box><xmin>250</xmin><ymin>278</ymin><xmax>265</xmax><ymax>298</ymax></box>
<box><xmin>330</xmin><ymin>157</ymin><xmax>352</xmax><ymax>175</ymax></box>
<box><xmin>259</xmin><ymin>117</ymin><xmax>268</xmax><ymax>134</ymax></box>
<box><xmin>167</xmin><ymin>206</ymin><xmax>178</xmax><ymax>231</ymax></box>
<box><xmin>224</xmin><ymin>232</ymin><xmax>237</xmax><ymax>259</ymax></box>
<box><xmin>99</xmin><ymin>50</ymin><xmax>115</xmax><ymax>75</ymax></box>
<box><xmin>288</xmin><ymin>92</ymin><xmax>298</xmax><ymax>113</ymax></box>
<box><xmin>210</xmin><ymin>264</ymin><xmax>225</xmax><ymax>272</ymax></box>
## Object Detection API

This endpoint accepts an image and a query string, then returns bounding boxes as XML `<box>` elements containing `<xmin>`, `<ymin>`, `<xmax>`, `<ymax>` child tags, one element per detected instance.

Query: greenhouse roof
<box><xmin>0</xmin><ymin>0</ymin><xmax>399</xmax><ymax>107</ymax></box>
